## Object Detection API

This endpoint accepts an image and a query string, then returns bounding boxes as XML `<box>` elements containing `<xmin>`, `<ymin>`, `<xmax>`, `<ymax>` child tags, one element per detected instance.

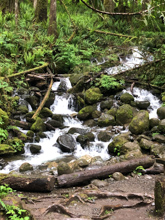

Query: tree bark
<box><xmin>35</xmin><ymin>0</ymin><xmax>48</xmax><ymax>22</ymax></box>
<box><xmin>48</xmin><ymin>0</ymin><xmax>58</xmax><ymax>38</ymax></box>
<box><xmin>34</xmin><ymin>0</ymin><xmax>37</xmax><ymax>9</ymax></box>
<box><xmin>154</xmin><ymin>177</ymin><xmax>165</xmax><ymax>217</ymax></box>
<box><xmin>15</xmin><ymin>0</ymin><xmax>19</xmax><ymax>26</ymax></box>
<box><xmin>0</xmin><ymin>174</ymin><xmax>55</xmax><ymax>192</ymax></box>
<box><xmin>56</xmin><ymin>156</ymin><xmax>154</xmax><ymax>187</ymax></box>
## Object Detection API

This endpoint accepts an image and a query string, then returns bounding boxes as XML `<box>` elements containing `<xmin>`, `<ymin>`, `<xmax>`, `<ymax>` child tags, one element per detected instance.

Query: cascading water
<box><xmin>0</xmin><ymin>52</ymin><xmax>161</xmax><ymax>174</ymax></box>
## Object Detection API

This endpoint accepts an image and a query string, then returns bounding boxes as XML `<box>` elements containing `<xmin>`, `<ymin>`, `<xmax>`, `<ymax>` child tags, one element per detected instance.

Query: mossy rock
<box><xmin>76</xmin><ymin>132</ymin><xmax>95</xmax><ymax>148</ymax></box>
<box><xmin>150</xmin><ymin>143</ymin><xmax>165</xmax><ymax>158</ymax></box>
<box><xmin>98</xmin><ymin>113</ymin><xmax>115</xmax><ymax>127</ymax></box>
<box><xmin>85</xmin><ymin>88</ymin><xmax>103</xmax><ymax>104</ymax></box>
<box><xmin>57</xmin><ymin>161</ymin><xmax>73</xmax><ymax>175</ymax></box>
<box><xmin>39</xmin><ymin>107</ymin><xmax>53</xmax><ymax>118</ymax></box>
<box><xmin>19</xmin><ymin>162</ymin><xmax>33</xmax><ymax>172</ymax></box>
<box><xmin>52</xmin><ymin>114</ymin><xmax>64</xmax><ymax>123</ymax></box>
<box><xmin>149</xmin><ymin>118</ymin><xmax>160</xmax><ymax>128</ymax></box>
<box><xmin>26</xmin><ymin>130</ymin><xmax>35</xmax><ymax>137</ymax></box>
<box><xmin>100</xmin><ymin>99</ymin><xmax>113</xmax><ymax>110</ymax></box>
<box><xmin>129</xmin><ymin>110</ymin><xmax>149</xmax><ymax>135</ymax></box>
<box><xmin>17</xmin><ymin>105</ymin><xmax>29</xmax><ymax>114</ymax></box>
<box><xmin>162</xmin><ymin>96</ymin><xmax>165</xmax><ymax>102</ymax></box>
<box><xmin>139</xmin><ymin>138</ymin><xmax>154</xmax><ymax>150</ymax></box>
<box><xmin>97</xmin><ymin>131</ymin><xmax>112</xmax><ymax>142</ymax></box>
<box><xmin>69</xmin><ymin>74</ymin><xmax>83</xmax><ymax>86</ymax></box>
<box><xmin>108</xmin><ymin>134</ymin><xmax>128</xmax><ymax>155</ymax></box>
<box><xmin>116</xmin><ymin>104</ymin><xmax>133</xmax><ymax>125</ymax></box>
<box><xmin>30</xmin><ymin>117</ymin><xmax>46</xmax><ymax>132</ymax></box>
<box><xmin>77</xmin><ymin>105</ymin><xmax>97</xmax><ymax>120</ymax></box>
<box><xmin>158</xmin><ymin>119</ymin><xmax>165</xmax><ymax>134</ymax></box>
<box><xmin>0</xmin><ymin>108</ymin><xmax>9</xmax><ymax>128</ymax></box>
<box><xmin>120</xmin><ymin>93</ymin><xmax>134</xmax><ymax>104</ymax></box>
<box><xmin>0</xmin><ymin>144</ymin><xmax>15</xmax><ymax>155</ymax></box>
<box><xmin>157</xmin><ymin>107</ymin><xmax>165</xmax><ymax>120</ymax></box>
<box><xmin>107</xmin><ymin>107</ymin><xmax>117</xmax><ymax>117</ymax></box>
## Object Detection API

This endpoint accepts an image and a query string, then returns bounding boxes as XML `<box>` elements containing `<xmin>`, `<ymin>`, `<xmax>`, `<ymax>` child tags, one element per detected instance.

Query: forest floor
<box><xmin>19</xmin><ymin>173</ymin><xmax>165</xmax><ymax>220</ymax></box>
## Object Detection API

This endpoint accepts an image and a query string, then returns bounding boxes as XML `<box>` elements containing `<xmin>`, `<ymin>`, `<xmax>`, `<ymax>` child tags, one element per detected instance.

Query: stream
<box><xmin>1</xmin><ymin>48</ymin><xmax>162</xmax><ymax>174</ymax></box>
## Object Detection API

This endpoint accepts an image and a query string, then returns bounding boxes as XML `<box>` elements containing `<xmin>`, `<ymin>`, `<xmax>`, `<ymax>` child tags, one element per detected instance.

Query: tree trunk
<box><xmin>15</xmin><ymin>0</ymin><xmax>19</xmax><ymax>26</ymax></box>
<box><xmin>104</xmin><ymin>0</ymin><xmax>115</xmax><ymax>12</ymax></box>
<box><xmin>154</xmin><ymin>177</ymin><xmax>165</xmax><ymax>217</ymax></box>
<box><xmin>57</xmin><ymin>156</ymin><xmax>154</xmax><ymax>187</ymax></box>
<box><xmin>34</xmin><ymin>0</ymin><xmax>37</xmax><ymax>9</ymax></box>
<box><xmin>48</xmin><ymin>0</ymin><xmax>58</xmax><ymax>38</ymax></box>
<box><xmin>35</xmin><ymin>0</ymin><xmax>48</xmax><ymax>22</ymax></box>
<box><xmin>0</xmin><ymin>0</ymin><xmax>15</xmax><ymax>13</ymax></box>
<box><xmin>0</xmin><ymin>174</ymin><xmax>55</xmax><ymax>192</ymax></box>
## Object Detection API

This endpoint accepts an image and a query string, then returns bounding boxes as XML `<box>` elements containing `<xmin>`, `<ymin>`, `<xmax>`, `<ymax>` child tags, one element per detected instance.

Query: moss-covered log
<box><xmin>0</xmin><ymin>174</ymin><xmax>55</xmax><ymax>192</ymax></box>
<box><xmin>155</xmin><ymin>177</ymin><xmax>165</xmax><ymax>216</ymax></box>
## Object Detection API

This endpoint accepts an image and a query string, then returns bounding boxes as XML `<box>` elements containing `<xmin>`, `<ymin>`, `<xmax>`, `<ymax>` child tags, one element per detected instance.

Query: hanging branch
<box><xmin>81</xmin><ymin>0</ymin><xmax>163</xmax><ymax>17</ymax></box>
<box><xmin>32</xmin><ymin>67</ymin><xmax>53</xmax><ymax>120</ymax></box>
<box><xmin>88</xmin><ymin>28</ymin><xmax>137</xmax><ymax>39</ymax></box>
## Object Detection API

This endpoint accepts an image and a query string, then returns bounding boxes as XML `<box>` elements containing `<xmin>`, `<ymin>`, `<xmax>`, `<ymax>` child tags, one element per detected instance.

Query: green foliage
<box><xmin>0</xmin><ymin>128</ymin><xmax>8</xmax><ymax>144</ymax></box>
<box><xmin>152</xmin><ymin>132</ymin><xmax>160</xmax><ymax>137</ymax></box>
<box><xmin>133</xmin><ymin>166</ymin><xmax>145</xmax><ymax>176</ymax></box>
<box><xmin>0</xmin><ymin>185</ymin><xmax>30</xmax><ymax>220</ymax></box>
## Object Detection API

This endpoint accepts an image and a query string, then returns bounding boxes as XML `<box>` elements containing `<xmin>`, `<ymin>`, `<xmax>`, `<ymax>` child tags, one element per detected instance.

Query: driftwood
<box><xmin>56</xmin><ymin>156</ymin><xmax>154</xmax><ymax>187</ymax></box>
<box><xmin>32</xmin><ymin>67</ymin><xmax>54</xmax><ymax>120</ymax></box>
<box><xmin>0</xmin><ymin>174</ymin><xmax>55</xmax><ymax>192</ymax></box>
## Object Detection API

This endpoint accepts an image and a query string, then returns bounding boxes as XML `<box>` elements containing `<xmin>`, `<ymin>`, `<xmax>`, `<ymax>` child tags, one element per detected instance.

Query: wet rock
<box><xmin>28</xmin><ymin>144</ymin><xmax>41</xmax><ymax>154</ymax></box>
<box><xmin>85</xmin><ymin>88</ymin><xmax>103</xmax><ymax>104</ymax></box>
<box><xmin>83</xmin><ymin>119</ymin><xmax>97</xmax><ymax>127</ymax></box>
<box><xmin>57</xmin><ymin>80</ymin><xmax>68</xmax><ymax>92</ymax></box>
<box><xmin>120</xmin><ymin>92</ymin><xmax>134</xmax><ymax>104</ymax></box>
<box><xmin>57</xmin><ymin>161</ymin><xmax>73</xmax><ymax>175</ymax></box>
<box><xmin>100</xmin><ymin>99</ymin><xmax>113</xmax><ymax>110</ymax></box>
<box><xmin>91</xmin><ymin>156</ymin><xmax>104</xmax><ymax>165</ymax></box>
<box><xmin>158</xmin><ymin>119</ymin><xmax>165</xmax><ymax>133</ymax></box>
<box><xmin>25</xmin><ymin>95</ymin><xmax>39</xmax><ymax>110</ymax></box>
<box><xmin>129</xmin><ymin>110</ymin><xmax>149</xmax><ymax>135</ymax></box>
<box><xmin>136</xmin><ymin>100</ymin><xmax>150</xmax><ymax>109</ymax></box>
<box><xmin>91</xmin><ymin>179</ymin><xmax>108</xmax><ymax>187</ymax></box>
<box><xmin>45</xmin><ymin>92</ymin><xmax>55</xmax><ymax>108</ymax></box>
<box><xmin>68</xmin><ymin>127</ymin><xmax>88</xmax><ymax>135</ymax></box>
<box><xmin>107</xmin><ymin>107</ymin><xmax>117</xmax><ymax>117</ymax></box>
<box><xmin>30</xmin><ymin>117</ymin><xmax>46</xmax><ymax>132</ymax></box>
<box><xmin>97</xmin><ymin>131</ymin><xmax>112</xmax><ymax>142</ymax></box>
<box><xmin>57</xmin><ymin>134</ymin><xmax>76</xmax><ymax>152</ymax></box>
<box><xmin>157</xmin><ymin>107</ymin><xmax>165</xmax><ymax>120</ymax></box>
<box><xmin>116</xmin><ymin>104</ymin><xmax>133</xmax><ymax>125</ymax></box>
<box><xmin>0</xmin><ymin>108</ymin><xmax>9</xmax><ymax>129</ymax></box>
<box><xmin>16</xmin><ymin>87</ymin><xmax>29</xmax><ymax>96</ymax></box>
<box><xmin>0</xmin><ymin>158</ymin><xmax>6</xmax><ymax>169</ymax></box>
<box><xmin>69</xmin><ymin>74</ymin><xmax>83</xmax><ymax>86</ymax></box>
<box><xmin>152</xmin><ymin>134</ymin><xmax>165</xmax><ymax>143</ymax></box>
<box><xmin>0</xmin><ymin>144</ymin><xmax>15</xmax><ymax>155</ymax></box>
<box><xmin>76</xmin><ymin>132</ymin><xmax>95</xmax><ymax>148</ymax></box>
<box><xmin>112</xmin><ymin>172</ymin><xmax>125</xmax><ymax>181</ymax></box>
<box><xmin>149</xmin><ymin>118</ymin><xmax>160</xmax><ymax>128</ymax></box>
<box><xmin>68</xmin><ymin>76</ymin><xmax>89</xmax><ymax>93</ymax></box>
<box><xmin>77</xmin><ymin>105</ymin><xmax>97</xmax><ymax>120</ymax></box>
<box><xmin>26</xmin><ymin>130</ymin><xmax>34</xmax><ymax>138</ymax></box>
<box><xmin>17</xmin><ymin>105</ymin><xmax>29</xmax><ymax>114</ymax></box>
<box><xmin>46</xmin><ymin>119</ymin><xmax>63</xmax><ymax>130</ymax></box>
<box><xmin>39</xmin><ymin>107</ymin><xmax>53</xmax><ymax>118</ymax></box>
<box><xmin>98</xmin><ymin>113</ymin><xmax>115</xmax><ymax>127</ymax></box>
<box><xmin>19</xmin><ymin>162</ymin><xmax>33</xmax><ymax>172</ymax></box>
<box><xmin>52</xmin><ymin>114</ymin><xmax>64</xmax><ymax>123</ymax></box>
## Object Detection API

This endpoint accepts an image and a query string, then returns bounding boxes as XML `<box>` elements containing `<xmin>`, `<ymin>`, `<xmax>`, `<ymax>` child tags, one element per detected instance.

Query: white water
<box><xmin>1</xmin><ymin>55</ymin><xmax>161</xmax><ymax>173</ymax></box>
<box><xmin>106</xmin><ymin>47</ymin><xmax>153</xmax><ymax>75</ymax></box>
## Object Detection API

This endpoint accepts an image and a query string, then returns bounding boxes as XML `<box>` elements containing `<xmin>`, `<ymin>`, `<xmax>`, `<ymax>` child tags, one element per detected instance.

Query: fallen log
<box><xmin>56</xmin><ymin>156</ymin><xmax>154</xmax><ymax>187</ymax></box>
<box><xmin>0</xmin><ymin>174</ymin><xmax>55</xmax><ymax>192</ymax></box>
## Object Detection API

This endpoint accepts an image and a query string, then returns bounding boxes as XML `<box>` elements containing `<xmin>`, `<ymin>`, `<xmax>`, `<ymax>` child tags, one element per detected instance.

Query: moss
<box><xmin>85</xmin><ymin>88</ymin><xmax>103</xmax><ymax>104</ymax></box>
<box><xmin>120</xmin><ymin>93</ymin><xmax>134</xmax><ymax>104</ymax></box>
<box><xmin>30</xmin><ymin>117</ymin><xmax>46</xmax><ymax>132</ymax></box>
<box><xmin>77</xmin><ymin>105</ymin><xmax>97</xmax><ymax>120</ymax></box>
<box><xmin>0</xmin><ymin>108</ymin><xmax>9</xmax><ymax>129</ymax></box>
<box><xmin>0</xmin><ymin>144</ymin><xmax>15</xmax><ymax>155</ymax></box>
<box><xmin>116</xmin><ymin>104</ymin><xmax>133</xmax><ymax>125</ymax></box>
<box><xmin>17</xmin><ymin>105</ymin><xmax>28</xmax><ymax>114</ymax></box>
<box><xmin>108</xmin><ymin>135</ymin><xmax>128</xmax><ymax>155</ymax></box>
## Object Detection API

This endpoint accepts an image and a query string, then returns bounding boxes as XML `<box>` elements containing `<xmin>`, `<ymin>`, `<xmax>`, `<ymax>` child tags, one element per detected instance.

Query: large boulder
<box><xmin>85</xmin><ymin>88</ymin><xmax>103</xmax><ymax>104</ymax></box>
<box><xmin>0</xmin><ymin>108</ymin><xmax>9</xmax><ymax>128</ymax></box>
<box><xmin>68</xmin><ymin>127</ymin><xmax>89</xmax><ymax>135</ymax></box>
<box><xmin>28</xmin><ymin>144</ymin><xmax>41</xmax><ymax>154</ymax></box>
<box><xmin>116</xmin><ymin>104</ymin><xmax>133</xmax><ymax>125</ymax></box>
<box><xmin>57</xmin><ymin>134</ymin><xmax>76</xmax><ymax>152</ymax></box>
<box><xmin>157</xmin><ymin>107</ymin><xmax>165</xmax><ymax>120</ymax></box>
<box><xmin>139</xmin><ymin>138</ymin><xmax>154</xmax><ymax>150</ymax></box>
<box><xmin>77</xmin><ymin>105</ymin><xmax>97</xmax><ymax>120</ymax></box>
<box><xmin>19</xmin><ymin>162</ymin><xmax>33</xmax><ymax>172</ymax></box>
<box><xmin>30</xmin><ymin>117</ymin><xmax>46</xmax><ymax>132</ymax></box>
<box><xmin>97</xmin><ymin>131</ymin><xmax>112</xmax><ymax>142</ymax></box>
<box><xmin>129</xmin><ymin>110</ymin><xmax>149</xmax><ymax>135</ymax></box>
<box><xmin>120</xmin><ymin>93</ymin><xmax>134</xmax><ymax>104</ymax></box>
<box><xmin>149</xmin><ymin>118</ymin><xmax>160</xmax><ymax>128</ymax></box>
<box><xmin>46</xmin><ymin>119</ymin><xmax>63</xmax><ymax>130</ymax></box>
<box><xmin>98</xmin><ymin>113</ymin><xmax>115</xmax><ymax>127</ymax></box>
<box><xmin>76</xmin><ymin>132</ymin><xmax>95</xmax><ymax>148</ymax></box>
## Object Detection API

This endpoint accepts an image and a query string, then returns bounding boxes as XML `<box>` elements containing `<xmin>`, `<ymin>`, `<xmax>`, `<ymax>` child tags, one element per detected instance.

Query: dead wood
<box><xmin>43</xmin><ymin>204</ymin><xmax>79</xmax><ymax>218</ymax></box>
<box><xmin>56</xmin><ymin>156</ymin><xmax>154</xmax><ymax>187</ymax></box>
<box><xmin>130</xmin><ymin>82</ymin><xmax>135</xmax><ymax>95</ymax></box>
<box><xmin>32</xmin><ymin>67</ymin><xmax>53</xmax><ymax>120</ymax></box>
<box><xmin>81</xmin><ymin>0</ymin><xmax>162</xmax><ymax>16</ymax></box>
<box><xmin>26</xmin><ymin>74</ymin><xmax>46</xmax><ymax>81</ymax></box>
<box><xmin>0</xmin><ymin>174</ymin><xmax>55</xmax><ymax>192</ymax></box>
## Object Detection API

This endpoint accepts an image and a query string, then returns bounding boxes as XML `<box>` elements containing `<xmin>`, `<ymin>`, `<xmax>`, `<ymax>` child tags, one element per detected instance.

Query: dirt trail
<box><xmin>21</xmin><ymin>174</ymin><xmax>165</xmax><ymax>220</ymax></box>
